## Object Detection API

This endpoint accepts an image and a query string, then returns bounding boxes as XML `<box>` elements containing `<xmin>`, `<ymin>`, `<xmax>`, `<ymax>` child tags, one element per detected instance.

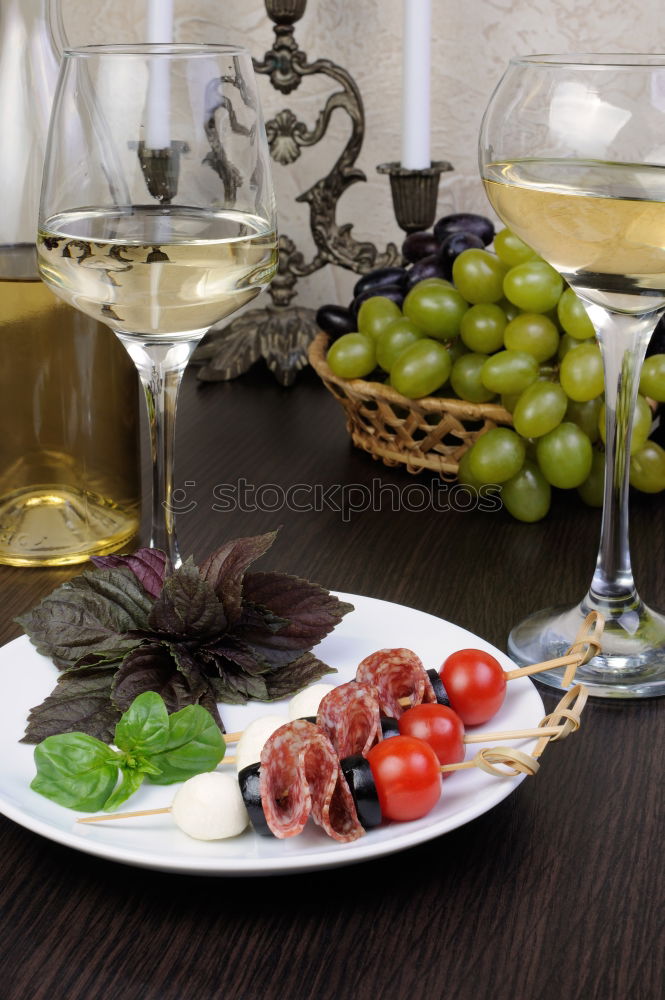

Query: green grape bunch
<box><xmin>316</xmin><ymin>213</ymin><xmax>665</xmax><ymax>523</ymax></box>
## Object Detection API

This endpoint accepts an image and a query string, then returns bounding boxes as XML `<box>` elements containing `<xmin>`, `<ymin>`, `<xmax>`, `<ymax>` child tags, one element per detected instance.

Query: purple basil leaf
<box><xmin>236</xmin><ymin>572</ymin><xmax>353</xmax><ymax>666</ymax></box>
<box><xmin>22</xmin><ymin>669</ymin><xmax>120</xmax><ymax>744</ymax></box>
<box><xmin>240</xmin><ymin>601</ymin><xmax>289</xmax><ymax>634</ymax></box>
<box><xmin>196</xmin><ymin>688</ymin><xmax>225</xmax><ymax>731</ymax></box>
<box><xmin>262</xmin><ymin>652</ymin><xmax>337</xmax><ymax>701</ymax></box>
<box><xmin>16</xmin><ymin>568</ymin><xmax>151</xmax><ymax>670</ymax></box>
<box><xmin>111</xmin><ymin>644</ymin><xmax>224</xmax><ymax>731</ymax></box>
<box><xmin>199</xmin><ymin>530</ymin><xmax>277</xmax><ymax>624</ymax></box>
<box><xmin>168</xmin><ymin>643</ymin><xmax>209</xmax><ymax>700</ymax></box>
<box><xmin>111</xmin><ymin>644</ymin><xmax>196</xmax><ymax>715</ymax></box>
<box><xmin>205</xmin><ymin>638</ymin><xmax>270</xmax><ymax>676</ymax></box>
<box><xmin>208</xmin><ymin>671</ymin><xmax>269</xmax><ymax>704</ymax></box>
<box><xmin>148</xmin><ymin>559</ymin><xmax>227</xmax><ymax>637</ymax></box>
<box><xmin>91</xmin><ymin>548</ymin><xmax>168</xmax><ymax>598</ymax></box>
<box><xmin>67</xmin><ymin>568</ymin><xmax>153</xmax><ymax>626</ymax></box>
<box><xmin>68</xmin><ymin>648</ymin><xmax>133</xmax><ymax>673</ymax></box>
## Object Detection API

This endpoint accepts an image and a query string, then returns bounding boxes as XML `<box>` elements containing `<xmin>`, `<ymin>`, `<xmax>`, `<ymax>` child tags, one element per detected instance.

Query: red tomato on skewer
<box><xmin>440</xmin><ymin>648</ymin><xmax>507</xmax><ymax>726</ymax></box>
<box><xmin>366</xmin><ymin>735</ymin><xmax>441</xmax><ymax>822</ymax></box>
<box><xmin>397</xmin><ymin>704</ymin><xmax>465</xmax><ymax>770</ymax></box>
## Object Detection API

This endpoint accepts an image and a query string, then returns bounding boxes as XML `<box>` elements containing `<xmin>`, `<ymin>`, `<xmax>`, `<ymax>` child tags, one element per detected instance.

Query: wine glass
<box><xmin>37</xmin><ymin>44</ymin><xmax>278</xmax><ymax>567</ymax></box>
<box><xmin>479</xmin><ymin>54</ymin><xmax>665</xmax><ymax>698</ymax></box>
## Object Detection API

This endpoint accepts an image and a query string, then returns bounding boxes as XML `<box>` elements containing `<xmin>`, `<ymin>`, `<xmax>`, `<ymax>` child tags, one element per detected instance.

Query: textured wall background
<box><xmin>61</xmin><ymin>0</ymin><xmax>665</xmax><ymax>310</ymax></box>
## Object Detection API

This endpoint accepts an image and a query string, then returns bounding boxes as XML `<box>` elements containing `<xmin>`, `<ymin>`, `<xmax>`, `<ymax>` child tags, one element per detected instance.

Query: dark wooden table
<box><xmin>0</xmin><ymin>365</ymin><xmax>663</xmax><ymax>1000</ymax></box>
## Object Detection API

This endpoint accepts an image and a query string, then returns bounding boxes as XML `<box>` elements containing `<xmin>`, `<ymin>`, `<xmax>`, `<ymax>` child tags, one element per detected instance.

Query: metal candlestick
<box><xmin>193</xmin><ymin>0</ymin><xmax>454</xmax><ymax>385</ymax></box>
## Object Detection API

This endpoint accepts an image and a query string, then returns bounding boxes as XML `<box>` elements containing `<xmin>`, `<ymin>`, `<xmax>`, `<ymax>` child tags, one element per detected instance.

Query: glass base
<box><xmin>507</xmin><ymin>597</ymin><xmax>665</xmax><ymax>698</ymax></box>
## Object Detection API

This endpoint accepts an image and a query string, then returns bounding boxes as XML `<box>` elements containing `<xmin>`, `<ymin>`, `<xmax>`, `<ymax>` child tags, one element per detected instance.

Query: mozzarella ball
<box><xmin>235</xmin><ymin>714</ymin><xmax>288</xmax><ymax>774</ymax></box>
<box><xmin>287</xmin><ymin>683</ymin><xmax>336</xmax><ymax>721</ymax></box>
<box><xmin>171</xmin><ymin>772</ymin><xmax>249</xmax><ymax>841</ymax></box>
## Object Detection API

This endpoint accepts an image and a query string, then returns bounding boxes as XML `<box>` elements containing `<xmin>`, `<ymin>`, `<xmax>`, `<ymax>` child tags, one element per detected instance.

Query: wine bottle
<box><xmin>0</xmin><ymin>0</ymin><xmax>140</xmax><ymax>566</ymax></box>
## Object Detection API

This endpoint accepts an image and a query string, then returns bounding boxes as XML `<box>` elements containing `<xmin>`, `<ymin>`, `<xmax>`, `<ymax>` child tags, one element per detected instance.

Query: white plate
<box><xmin>0</xmin><ymin>593</ymin><xmax>543</xmax><ymax>876</ymax></box>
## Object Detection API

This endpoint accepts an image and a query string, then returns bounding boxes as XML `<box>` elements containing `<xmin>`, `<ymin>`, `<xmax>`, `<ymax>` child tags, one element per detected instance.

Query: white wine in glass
<box><xmin>38</xmin><ymin>44</ymin><xmax>278</xmax><ymax>567</ymax></box>
<box><xmin>480</xmin><ymin>55</ymin><xmax>665</xmax><ymax>698</ymax></box>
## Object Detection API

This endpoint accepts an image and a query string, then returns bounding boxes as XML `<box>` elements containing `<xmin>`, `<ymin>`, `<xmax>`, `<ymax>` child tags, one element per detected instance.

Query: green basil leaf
<box><xmin>31</xmin><ymin>733</ymin><xmax>120</xmax><ymax>811</ymax></box>
<box><xmin>102</xmin><ymin>767</ymin><xmax>147</xmax><ymax>812</ymax></box>
<box><xmin>114</xmin><ymin>691</ymin><xmax>170</xmax><ymax>755</ymax></box>
<box><xmin>147</xmin><ymin>704</ymin><xmax>226</xmax><ymax>785</ymax></box>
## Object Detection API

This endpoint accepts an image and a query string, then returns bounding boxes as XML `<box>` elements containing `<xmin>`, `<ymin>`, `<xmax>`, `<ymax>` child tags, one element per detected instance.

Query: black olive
<box><xmin>340</xmin><ymin>754</ymin><xmax>382</xmax><ymax>830</ymax></box>
<box><xmin>353</xmin><ymin>266</ymin><xmax>408</xmax><ymax>298</ymax></box>
<box><xmin>237</xmin><ymin>763</ymin><xmax>274</xmax><ymax>837</ymax></box>
<box><xmin>404</xmin><ymin>255</ymin><xmax>447</xmax><ymax>289</ymax></box>
<box><xmin>380</xmin><ymin>716</ymin><xmax>400</xmax><ymax>738</ymax></box>
<box><xmin>351</xmin><ymin>284</ymin><xmax>404</xmax><ymax>318</ymax></box>
<box><xmin>439</xmin><ymin>231</ymin><xmax>485</xmax><ymax>279</ymax></box>
<box><xmin>433</xmin><ymin>212</ymin><xmax>495</xmax><ymax>247</ymax></box>
<box><xmin>315</xmin><ymin>304</ymin><xmax>356</xmax><ymax>341</ymax></box>
<box><xmin>427</xmin><ymin>668</ymin><xmax>450</xmax><ymax>707</ymax></box>
<box><xmin>402</xmin><ymin>231</ymin><xmax>440</xmax><ymax>263</ymax></box>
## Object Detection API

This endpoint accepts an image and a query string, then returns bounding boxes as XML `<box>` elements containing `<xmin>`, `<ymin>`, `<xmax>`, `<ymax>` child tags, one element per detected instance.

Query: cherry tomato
<box><xmin>367</xmin><ymin>735</ymin><xmax>441</xmax><ymax>822</ymax></box>
<box><xmin>397</xmin><ymin>704</ymin><xmax>465</xmax><ymax>769</ymax></box>
<box><xmin>440</xmin><ymin>649</ymin><xmax>507</xmax><ymax>726</ymax></box>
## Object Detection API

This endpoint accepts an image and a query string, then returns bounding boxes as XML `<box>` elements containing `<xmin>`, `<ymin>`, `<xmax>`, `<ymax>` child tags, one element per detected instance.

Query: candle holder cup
<box><xmin>377</xmin><ymin>160</ymin><xmax>453</xmax><ymax>233</ymax></box>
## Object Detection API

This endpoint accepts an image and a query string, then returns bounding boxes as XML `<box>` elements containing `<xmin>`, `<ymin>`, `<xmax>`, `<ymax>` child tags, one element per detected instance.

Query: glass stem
<box><xmin>584</xmin><ymin>306</ymin><xmax>656</xmax><ymax>612</ymax></box>
<box><xmin>116</xmin><ymin>335</ymin><xmax>198</xmax><ymax>569</ymax></box>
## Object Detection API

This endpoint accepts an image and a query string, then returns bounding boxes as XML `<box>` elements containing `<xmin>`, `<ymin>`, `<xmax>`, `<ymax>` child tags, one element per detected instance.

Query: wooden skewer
<box><xmin>78</xmin><ymin>807</ymin><xmax>171</xmax><ymax>824</ymax></box>
<box><xmin>441</xmin><ymin>747</ymin><xmax>541</xmax><ymax>777</ymax></box>
<box><xmin>505</xmin><ymin>611</ymin><xmax>604</xmax><ymax>683</ymax></box>
<box><xmin>440</xmin><ymin>684</ymin><xmax>588</xmax><ymax>778</ymax></box>
<box><xmin>440</xmin><ymin>759</ymin><xmax>477</xmax><ymax>773</ymax></box>
<box><xmin>505</xmin><ymin>652</ymin><xmax>579</xmax><ymax>680</ymax></box>
<box><xmin>217</xmin><ymin>725</ymin><xmax>565</xmax><ymax>765</ymax></box>
<box><xmin>463</xmin><ymin>725</ymin><xmax>563</xmax><ymax>743</ymax></box>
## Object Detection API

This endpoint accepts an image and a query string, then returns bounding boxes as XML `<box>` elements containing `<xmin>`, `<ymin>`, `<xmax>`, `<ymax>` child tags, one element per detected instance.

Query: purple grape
<box><xmin>438</xmin><ymin>231</ymin><xmax>485</xmax><ymax>279</ymax></box>
<box><xmin>404</xmin><ymin>255</ymin><xmax>447</xmax><ymax>289</ymax></box>
<box><xmin>433</xmin><ymin>212</ymin><xmax>495</xmax><ymax>247</ymax></box>
<box><xmin>315</xmin><ymin>304</ymin><xmax>356</xmax><ymax>341</ymax></box>
<box><xmin>353</xmin><ymin>266</ymin><xmax>408</xmax><ymax>298</ymax></box>
<box><xmin>351</xmin><ymin>284</ymin><xmax>404</xmax><ymax>318</ymax></box>
<box><xmin>401</xmin><ymin>231</ymin><xmax>440</xmax><ymax>263</ymax></box>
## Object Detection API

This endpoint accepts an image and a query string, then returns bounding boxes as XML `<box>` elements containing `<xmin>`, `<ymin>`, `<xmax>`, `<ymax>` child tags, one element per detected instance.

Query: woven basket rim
<box><xmin>308</xmin><ymin>330</ymin><xmax>513</xmax><ymax>422</ymax></box>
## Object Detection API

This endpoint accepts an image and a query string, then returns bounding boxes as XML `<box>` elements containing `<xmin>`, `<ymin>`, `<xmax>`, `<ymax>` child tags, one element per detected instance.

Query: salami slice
<box><xmin>356</xmin><ymin>648</ymin><xmax>437</xmax><ymax>718</ymax></box>
<box><xmin>317</xmin><ymin>681</ymin><xmax>382</xmax><ymax>758</ymax></box>
<box><xmin>259</xmin><ymin>719</ymin><xmax>364</xmax><ymax>842</ymax></box>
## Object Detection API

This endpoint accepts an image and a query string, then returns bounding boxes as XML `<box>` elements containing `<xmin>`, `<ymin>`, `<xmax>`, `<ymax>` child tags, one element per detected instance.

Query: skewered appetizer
<box><xmin>77</xmin><ymin>624</ymin><xmax>596</xmax><ymax>844</ymax></box>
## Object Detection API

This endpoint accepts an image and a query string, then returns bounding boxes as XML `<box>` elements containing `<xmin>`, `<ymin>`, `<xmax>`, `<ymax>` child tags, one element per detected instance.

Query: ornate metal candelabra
<box><xmin>194</xmin><ymin>0</ymin><xmax>452</xmax><ymax>385</ymax></box>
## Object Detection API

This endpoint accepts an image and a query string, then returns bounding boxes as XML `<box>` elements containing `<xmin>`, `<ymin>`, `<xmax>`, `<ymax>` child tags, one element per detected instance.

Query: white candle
<box><xmin>145</xmin><ymin>0</ymin><xmax>174</xmax><ymax>150</ymax></box>
<box><xmin>401</xmin><ymin>0</ymin><xmax>431</xmax><ymax>170</ymax></box>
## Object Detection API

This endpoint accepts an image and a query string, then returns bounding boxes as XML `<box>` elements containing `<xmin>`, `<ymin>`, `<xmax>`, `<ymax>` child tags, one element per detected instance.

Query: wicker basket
<box><xmin>308</xmin><ymin>331</ymin><xmax>514</xmax><ymax>476</ymax></box>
